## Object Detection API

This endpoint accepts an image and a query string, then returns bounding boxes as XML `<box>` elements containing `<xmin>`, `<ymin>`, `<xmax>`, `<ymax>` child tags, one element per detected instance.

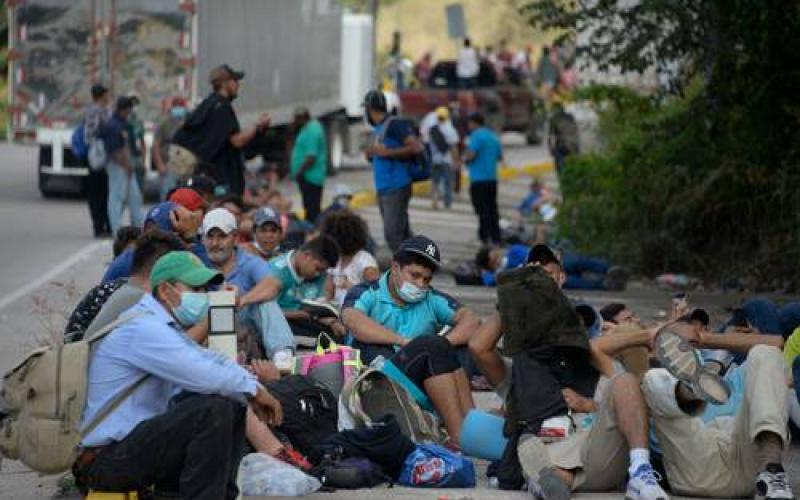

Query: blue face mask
<box><xmin>170</xmin><ymin>107</ymin><xmax>187</xmax><ymax>120</ymax></box>
<box><xmin>173</xmin><ymin>291</ymin><xmax>209</xmax><ymax>327</ymax></box>
<box><xmin>397</xmin><ymin>281</ymin><xmax>428</xmax><ymax>303</ymax></box>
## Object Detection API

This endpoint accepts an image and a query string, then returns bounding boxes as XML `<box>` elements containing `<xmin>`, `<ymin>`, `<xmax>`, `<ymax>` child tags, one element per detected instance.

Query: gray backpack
<box><xmin>0</xmin><ymin>313</ymin><xmax>145</xmax><ymax>473</ymax></box>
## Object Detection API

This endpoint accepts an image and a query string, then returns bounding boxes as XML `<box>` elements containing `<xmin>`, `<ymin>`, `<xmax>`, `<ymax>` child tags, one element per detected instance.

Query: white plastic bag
<box><xmin>239</xmin><ymin>453</ymin><xmax>321</xmax><ymax>497</ymax></box>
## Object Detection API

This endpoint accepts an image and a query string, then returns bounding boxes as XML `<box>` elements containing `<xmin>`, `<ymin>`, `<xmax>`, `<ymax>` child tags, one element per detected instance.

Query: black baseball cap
<box><xmin>527</xmin><ymin>244</ymin><xmax>561</xmax><ymax>267</ymax></box>
<box><xmin>184</xmin><ymin>174</ymin><xmax>217</xmax><ymax>196</ymax></box>
<box><xmin>395</xmin><ymin>235</ymin><xmax>441</xmax><ymax>268</ymax></box>
<box><xmin>363</xmin><ymin>89</ymin><xmax>387</xmax><ymax>112</ymax></box>
<box><xmin>115</xmin><ymin>96</ymin><xmax>135</xmax><ymax>112</ymax></box>
<box><xmin>209</xmin><ymin>64</ymin><xmax>245</xmax><ymax>85</ymax></box>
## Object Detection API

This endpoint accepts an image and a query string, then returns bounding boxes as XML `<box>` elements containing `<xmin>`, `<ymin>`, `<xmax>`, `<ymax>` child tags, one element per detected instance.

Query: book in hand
<box><xmin>300</xmin><ymin>298</ymin><xmax>340</xmax><ymax>320</ymax></box>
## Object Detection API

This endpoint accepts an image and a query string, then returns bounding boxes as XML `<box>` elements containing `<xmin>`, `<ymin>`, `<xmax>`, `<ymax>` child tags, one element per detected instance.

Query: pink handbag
<box><xmin>292</xmin><ymin>333</ymin><xmax>362</xmax><ymax>397</ymax></box>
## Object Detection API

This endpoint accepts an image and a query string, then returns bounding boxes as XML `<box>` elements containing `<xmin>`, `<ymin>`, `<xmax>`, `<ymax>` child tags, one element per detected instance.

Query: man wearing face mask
<box><xmin>342</xmin><ymin>236</ymin><xmax>480</xmax><ymax>445</ymax></box>
<box><xmin>75</xmin><ymin>251</ymin><xmax>283</xmax><ymax>499</ymax></box>
<box><xmin>200</xmin><ymin>208</ymin><xmax>295</xmax><ymax>359</ymax></box>
<box><xmin>153</xmin><ymin>97</ymin><xmax>188</xmax><ymax>201</ymax></box>
<box><xmin>172</xmin><ymin>64</ymin><xmax>271</xmax><ymax>196</ymax></box>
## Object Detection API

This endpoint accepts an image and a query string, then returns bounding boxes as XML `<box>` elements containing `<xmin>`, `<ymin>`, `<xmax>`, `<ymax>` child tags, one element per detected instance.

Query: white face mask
<box><xmin>397</xmin><ymin>281</ymin><xmax>428</xmax><ymax>303</ymax></box>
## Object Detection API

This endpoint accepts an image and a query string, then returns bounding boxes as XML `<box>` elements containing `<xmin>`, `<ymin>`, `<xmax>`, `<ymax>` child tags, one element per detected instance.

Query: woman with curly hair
<box><xmin>319</xmin><ymin>210</ymin><xmax>380</xmax><ymax>306</ymax></box>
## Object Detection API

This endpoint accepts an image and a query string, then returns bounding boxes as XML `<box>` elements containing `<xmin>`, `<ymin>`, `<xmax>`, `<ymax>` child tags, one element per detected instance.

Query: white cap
<box><xmin>334</xmin><ymin>183</ymin><xmax>353</xmax><ymax>198</ymax></box>
<box><xmin>202</xmin><ymin>208</ymin><xmax>237</xmax><ymax>235</ymax></box>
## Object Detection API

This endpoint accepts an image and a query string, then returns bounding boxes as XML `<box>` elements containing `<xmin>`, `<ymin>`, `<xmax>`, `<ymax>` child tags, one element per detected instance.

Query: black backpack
<box><xmin>429</xmin><ymin>125</ymin><xmax>450</xmax><ymax>155</ymax></box>
<box><xmin>265</xmin><ymin>375</ymin><xmax>338</xmax><ymax>456</ymax></box>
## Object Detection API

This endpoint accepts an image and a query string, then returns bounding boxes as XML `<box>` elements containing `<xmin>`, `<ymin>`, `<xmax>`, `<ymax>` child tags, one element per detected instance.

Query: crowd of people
<box><xmin>36</xmin><ymin>62</ymin><xmax>800</xmax><ymax>500</ymax></box>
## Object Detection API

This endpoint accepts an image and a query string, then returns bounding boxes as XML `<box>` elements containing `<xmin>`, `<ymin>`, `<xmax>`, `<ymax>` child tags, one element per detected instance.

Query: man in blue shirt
<box><xmin>464</xmin><ymin>112</ymin><xmax>503</xmax><ymax>245</ymax></box>
<box><xmin>342</xmin><ymin>236</ymin><xmax>480</xmax><ymax>445</ymax></box>
<box><xmin>200</xmin><ymin>208</ymin><xmax>294</xmax><ymax>358</ymax></box>
<box><xmin>363</xmin><ymin>90</ymin><xmax>424</xmax><ymax>252</ymax></box>
<box><xmin>75</xmin><ymin>251</ymin><xmax>283</xmax><ymax>499</ymax></box>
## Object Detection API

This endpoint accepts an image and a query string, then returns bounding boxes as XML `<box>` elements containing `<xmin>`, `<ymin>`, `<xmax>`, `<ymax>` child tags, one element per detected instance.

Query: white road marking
<box><xmin>0</xmin><ymin>241</ymin><xmax>106</xmax><ymax>312</ymax></box>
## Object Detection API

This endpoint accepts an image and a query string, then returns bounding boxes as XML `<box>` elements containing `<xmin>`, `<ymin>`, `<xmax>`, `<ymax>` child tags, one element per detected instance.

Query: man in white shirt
<box><xmin>456</xmin><ymin>38</ymin><xmax>480</xmax><ymax>89</ymax></box>
<box><xmin>420</xmin><ymin>106</ymin><xmax>461</xmax><ymax>209</ymax></box>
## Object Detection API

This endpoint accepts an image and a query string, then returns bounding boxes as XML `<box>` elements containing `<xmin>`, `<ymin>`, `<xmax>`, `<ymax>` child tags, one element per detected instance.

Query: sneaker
<box><xmin>528</xmin><ymin>467</ymin><xmax>571</xmax><ymax>500</ymax></box>
<box><xmin>756</xmin><ymin>464</ymin><xmax>795</xmax><ymax>500</ymax></box>
<box><xmin>654</xmin><ymin>325</ymin><xmax>730</xmax><ymax>405</ymax></box>
<box><xmin>275</xmin><ymin>447</ymin><xmax>312</xmax><ymax>472</ymax></box>
<box><xmin>626</xmin><ymin>464</ymin><xmax>669</xmax><ymax>500</ymax></box>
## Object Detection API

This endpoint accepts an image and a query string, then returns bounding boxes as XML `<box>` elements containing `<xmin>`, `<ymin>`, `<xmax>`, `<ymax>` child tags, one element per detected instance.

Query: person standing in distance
<box><xmin>290</xmin><ymin>107</ymin><xmax>328</xmax><ymax>224</ymax></box>
<box><xmin>464</xmin><ymin>112</ymin><xmax>503</xmax><ymax>246</ymax></box>
<box><xmin>363</xmin><ymin>90</ymin><xmax>423</xmax><ymax>252</ymax></box>
<box><xmin>84</xmin><ymin>84</ymin><xmax>112</xmax><ymax>237</ymax></box>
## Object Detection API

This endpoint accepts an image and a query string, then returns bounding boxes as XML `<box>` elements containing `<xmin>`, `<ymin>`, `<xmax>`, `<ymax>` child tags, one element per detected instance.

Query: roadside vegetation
<box><xmin>521</xmin><ymin>0</ymin><xmax>800</xmax><ymax>289</ymax></box>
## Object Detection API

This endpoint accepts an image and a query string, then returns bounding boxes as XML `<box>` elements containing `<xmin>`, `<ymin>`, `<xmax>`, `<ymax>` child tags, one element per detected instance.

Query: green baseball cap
<box><xmin>150</xmin><ymin>251</ymin><xmax>224</xmax><ymax>291</ymax></box>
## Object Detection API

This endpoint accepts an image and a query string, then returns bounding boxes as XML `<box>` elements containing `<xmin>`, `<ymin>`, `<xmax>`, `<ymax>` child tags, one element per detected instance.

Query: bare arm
<box><xmin>589</xmin><ymin>327</ymin><xmax>652</xmax><ymax>377</ymax></box>
<box><xmin>230</xmin><ymin>125</ymin><xmax>261</xmax><ymax>149</ymax></box>
<box><xmin>238</xmin><ymin>276</ymin><xmax>282</xmax><ymax>308</ymax></box>
<box><xmin>293</xmin><ymin>155</ymin><xmax>316</xmax><ymax>180</ymax></box>
<box><xmin>468</xmin><ymin>313</ymin><xmax>503</xmax><ymax>353</ymax></box>
<box><xmin>342</xmin><ymin>307</ymin><xmax>407</xmax><ymax>346</ymax></box>
<box><xmin>700</xmin><ymin>331</ymin><xmax>783</xmax><ymax>353</ymax></box>
<box><xmin>324</xmin><ymin>273</ymin><xmax>335</xmax><ymax>302</ymax></box>
<box><xmin>463</xmin><ymin>149</ymin><xmax>476</xmax><ymax>163</ymax></box>
<box><xmin>444</xmin><ymin>307</ymin><xmax>480</xmax><ymax>346</ymax></box>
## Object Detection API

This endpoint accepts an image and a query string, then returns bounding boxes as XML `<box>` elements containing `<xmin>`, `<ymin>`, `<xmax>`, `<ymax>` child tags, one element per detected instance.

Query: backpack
<box><xmin>340</xmin><ymin>367</ymin><xmax>445</xmax><ymax>444</ymax></box>
<box><xmin>71</xmin><ymin>124</ymin><xmax>89</xmax><ymax>160</ymax></box>
<box><xmin>378</xmin><ymin>117</ymin><xmax>431</xmax><ymax>182</ymax></box>
<box><xmin>265</xmin><ymin>375</ymin><xmax>338</xmax><ymax>456</ymax></box>
<box><xmin>0</xmin><ymin>313</ymin><xmax>145</xmax><ymax>474</ymax></box>
<box><xmin>429</xmin><ymin>125</ymin><xmax>450</xmax><ymax>155</ymax></box>
<box><xmin>313</xmin><ymin>457</ymin><xmax>391</xmax><ymax>489</ymax></box>
<box><xmin>398</xmin><ymin>443</ymin><xmax>476</xmax><ymax>488</ymax></box>
<box><xmin>292</xmin><ymin>333</ymin><xmax>363</xmax><ymax>399</ymax></box>
<box><xmin>87</xmin><ymin>138</ymin><xmax>108</xmax><ymax>172</ymax></box>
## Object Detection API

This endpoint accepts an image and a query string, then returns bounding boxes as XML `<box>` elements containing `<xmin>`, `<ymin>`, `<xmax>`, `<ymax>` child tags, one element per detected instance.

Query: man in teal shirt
<box><xmin>290</xmin><ymin>107</ymin><xmax>328</xmax><ymax>223</ymax></box>
<box><xmin>464</xmin><ymin>112</ymin><xmax>503</xmax><ymax>245</ymax></box>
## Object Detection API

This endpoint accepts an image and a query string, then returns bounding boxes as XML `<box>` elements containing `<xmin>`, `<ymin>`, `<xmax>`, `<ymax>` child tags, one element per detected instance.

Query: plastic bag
<box><xmin>398</xmin><ymin>444</ymin><xmax>476</xmax><ymax>488</ymax></box>
<box><xmin>239</xmin><ymin>453</ymin><xmax>321</xmax><ymax>497</ymax></box>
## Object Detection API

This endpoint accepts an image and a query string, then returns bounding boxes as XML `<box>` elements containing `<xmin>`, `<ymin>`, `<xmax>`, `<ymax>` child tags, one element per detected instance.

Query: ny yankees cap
<box><xmin>396</xmin><ymin>235</ymin><xmax>441</xmax><ymax>268</ymax></box>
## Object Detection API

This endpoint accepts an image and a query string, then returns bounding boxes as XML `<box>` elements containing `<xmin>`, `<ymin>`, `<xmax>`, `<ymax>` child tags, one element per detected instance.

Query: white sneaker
<box><xmin>626</xmin><ymin>464</ymin><xmax>669</xmax><ymax>500</ymax></box>
<box><xmin>756</xmin><ymin>466</ymin><xmax>795</xmax><ymax>500</ymax></box>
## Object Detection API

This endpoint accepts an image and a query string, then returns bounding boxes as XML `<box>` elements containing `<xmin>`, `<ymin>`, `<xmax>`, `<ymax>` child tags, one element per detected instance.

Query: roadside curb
<box><xmin>349</xmin><ymin>160</ymin><xmax>554</xmax><ymax>210</ymax></box>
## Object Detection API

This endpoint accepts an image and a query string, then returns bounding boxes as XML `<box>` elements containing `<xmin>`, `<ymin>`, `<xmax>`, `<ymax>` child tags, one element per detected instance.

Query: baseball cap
<box><xmin>202</xmin><ymin>208</ymin><xmax>237</xmax><ymax>235</ymax></box>
<box><xmin>168</xmin><ymin>187</ymin><xmax>205</xmax><ymax>212</ymax></box>
<box><xmin>150</xmin><ymin>251</ymin><xmax>223</xmax><ymax>291</ymax></box>
<box><xmin>435</xmin><ymin>106</ymin><xmax>449</xmax><ymax>120</ymax></box>
<box><xmin>253</xmin><ymin>206</ymin><xmax>282</xmax><ymax>229</ymax></box>
<box><xmin>184</xmin><ymin>174</ymin><xmax>216</xmax><ymax>196</ymax></box>
<box><xmin>396</xmin><ymin>235</ymin><xmax>441</xmax><ymax>268</ymax></box>
<box><xmin>91</xmin><ymin>84</ymin><xmax>108</xmax><ymax>99</ymax></box>
<box><xmin>527</xmin><ymin>244</ymin><xmax>561</xmax><ymax>267</ymax></box>
<box><xmin>115</xmin><ymin>96</ymin><xmax>135</xmax><ymax>111</ymax></box>
<box><xmin>145</xmin><ymin>202</ymin><xmax>177</xmax><ymax>232</ymax></box>
<box><xmin>209</xmin><ymin>64</ymin><xmax>245</xmax><ymax>85</ymax></box>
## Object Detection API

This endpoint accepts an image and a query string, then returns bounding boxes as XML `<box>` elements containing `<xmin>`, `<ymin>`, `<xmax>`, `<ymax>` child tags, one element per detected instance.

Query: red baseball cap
<box><xmin>168</xmin><ymin>187</ymin><xmax>205</xmax><ymax>212</ymax></box>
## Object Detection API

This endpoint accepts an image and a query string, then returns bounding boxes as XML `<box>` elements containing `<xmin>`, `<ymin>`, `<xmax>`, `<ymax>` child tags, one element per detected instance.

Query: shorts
<box><xmin>390</xmin><ymin>335</ymin><xmax>462</xmax><ymax>388</ymax></box>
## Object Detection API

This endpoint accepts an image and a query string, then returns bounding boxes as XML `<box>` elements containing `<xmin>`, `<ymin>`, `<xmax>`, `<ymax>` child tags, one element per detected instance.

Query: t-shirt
<box><xmin>343</xmin><ymin>272</ymin><xmax>460</xmax><ymax>343</ymax></box>
<box><xmin>466</xmin><ymin>127</ymin><xmax>502</xmax><ymax>183</ymax></box>
<box><xmin>173</xmin><ymin>93</ymin><xmax>244</xmax><ymax>195</ymax></box>
<box><xmin>371</xmin><ymin>118</ymin><xmax>413</xmax><ymax>193</ymax></box>
<box><xmin>102</xmin><ymin>249</ymin><xmax>135</xmax><ymax>284</ymax></box>
<box><xmin>224</xmin><ymin>248</ymin><xmax>272</xmax><ymax>295</ymax></box>
<box><xmin>457</xmin><ymin>47</ymin><xmax>479</xmax><ymax>78</ymax></box>
<box><xmin>329</xmin><ymin>250</ymin><xmax>378</xmax><ymax>307</ymax></box>
<box><xmin>290</xmin><ymin>119</ymin><xmax>328</xmax><ymax>187</ymax></box>
<box><xmin>267</xmin><ymin>251</ymin><xmax>326</xmax><ymax>311</ymax></box>
<box><xmin>64</xmin><ymin>278</ymin><xmax>127</xmax><ymax>342</ymax></box>
<box><xmin>784</xmin><ymin>328</ymin><xmax>800</xmax><ymax>366</ymax></box>
<box><xmin>99</xmin><ymin>114</ymin><xmax>129</xmax><ymax>156</ymax></box>
<box><xmin>83</xmin><ymin>283</ymin><xmax>146</xmax><ymax>339</ymax></box>
<box><xmin>419</xmin><ymin>113</ymin><xmax>459</xmax><ymax>165</ymax></box>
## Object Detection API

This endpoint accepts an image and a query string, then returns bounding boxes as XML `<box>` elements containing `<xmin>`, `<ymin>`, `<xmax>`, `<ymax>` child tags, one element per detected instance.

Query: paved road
<box><xmin>0</xmin><ymin>138</ymin><xmax>793</xmax><ymax>499</ymax></box>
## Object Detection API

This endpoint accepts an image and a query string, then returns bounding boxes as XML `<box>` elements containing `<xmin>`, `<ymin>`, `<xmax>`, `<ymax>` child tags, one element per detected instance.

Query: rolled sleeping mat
<box><xmin>459</xmin><ymin>409</ymin><xmax>508</xmax><ymax>461</ymax></box>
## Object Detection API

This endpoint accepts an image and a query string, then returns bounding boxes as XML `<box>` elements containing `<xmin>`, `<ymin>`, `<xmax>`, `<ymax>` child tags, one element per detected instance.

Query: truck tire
<box><xmin>326</xmin><ymin>117</ymin><xmax>348</xmax><ymax>175</ymax></box>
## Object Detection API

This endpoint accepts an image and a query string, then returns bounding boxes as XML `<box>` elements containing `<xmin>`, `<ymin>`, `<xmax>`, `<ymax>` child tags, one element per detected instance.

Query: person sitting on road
<box><xmin>231</xmin><ymin>232</ymin><xmax>340</xmax><ymax>347</ymax></box>
<box><xmin>65</xmin><ymin>230</ymin><xmax>186</xmax><ymax>343</ymax></box>
<box><xmin>468</xmin><ymin>246</ymin><xmax>670</xmax><ymax>500</ymax></box>
<box><xmin>239</xmin><ymin>206</ymin><xmax>286</xmax><ymax>261</ymax></box>
<box><xmin>73</xmin><ymin>251</ymin><xmax>283</xmax><ymax>499</ymax></box>
<box><xmin>101</xmin><ymin>201</ymin><xmax>203</xmax><ymax>283</ymax></box>
<box><xmin>640</xmin><ymin>318</ymin><xmax>793</xmax><ymax>500</ymax></box>
<box><xmin>200</xmin><ymin>208</ymin><xmax>295</xmax><ymax>359</ymax></box>
<box><xmin>341</xmin><ymin>235</ymin><xmax>480</xmax><ymax>444</ymax></box>
<box><xmin>319</xmin><ymin>210</ymin><xmax>380</xmax><ymax>308</ymax></box>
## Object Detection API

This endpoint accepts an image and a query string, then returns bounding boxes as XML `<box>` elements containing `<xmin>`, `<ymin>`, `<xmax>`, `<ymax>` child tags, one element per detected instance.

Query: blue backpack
<box><xmin>378</xmin><ymin>117</ymin><xmax>431</xmax><ymax>183</ymax></box>
<box><xmin>71</xmin><ymin>123</ymin><xmax>89</xmax><ymax>160</ymax></box>
<box><xmin>398</xmin><ymin>444</ymin><xmax>476</xmax><ymax>488</ymax></box>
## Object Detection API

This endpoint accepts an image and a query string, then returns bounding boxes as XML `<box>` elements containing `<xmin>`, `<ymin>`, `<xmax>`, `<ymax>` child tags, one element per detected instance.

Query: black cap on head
<box><xmin>91</xmin><ymin>84</ymin><xmax>108</xmax><ymax>99</ymax></box>
<box><xmin>115</xmin><ymin>96</ymin><xmax>135</xmax><ymax>112</ymax></box>
<box><xmin>527</xmin><ymin>244</ymin><xmax>561</xmax><ymax>267</ymax></box>
<box><xmin>184</xmin><ymin>174</ymin><xmax>217</xmax><ymax>196</ymax></box>
<box><xmin>209</xmin><ymin>64</ymin><xmax>245</xmax><ymax>86</ymax></box>
<box><xmin>468</xmin><ymin>111</ymin><xmax>485</xmax><ymax>126</ymax></box>
<box><xmin>396</xmin><ymin>235</ymin><xmax>441</xmax><ymax>268</ymax></box>
<box><xmin>363</xmin><ymin>89</ymin><xmax>387</xmax><ymax>113</ymax></box>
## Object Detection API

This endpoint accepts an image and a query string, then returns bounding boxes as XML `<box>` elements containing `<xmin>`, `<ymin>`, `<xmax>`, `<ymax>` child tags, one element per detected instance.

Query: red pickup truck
<box><xmin>398</xmin><ymin>61</ymin><xmax>544</xmax><ymax>144</ymax></box>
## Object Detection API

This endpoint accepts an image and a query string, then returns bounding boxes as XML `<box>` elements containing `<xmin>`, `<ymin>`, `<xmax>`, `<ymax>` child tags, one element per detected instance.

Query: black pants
<box><xmin>75</xmin><ymin>393</ymin><xmax>246</xmax><ymax>500</ymax></box>
<box><xmin>352</xmin><ymin>335</ymin><xmax>463</xmax><ymax>388</ymax></box>
<box><xmin>377</xmin><ymin>185</ymin><xmax>412</xmax><ymax>252</ymax></box>
<box><xmin>298</xmin><ymin>177</ymin><xmax>323</xmax><ymax>224</ymax></box>
<box><xmin>469</xmin><ymin>180</ymin><xmax>501</xmax><ymax>245</ymax></box>
<box><xmin>86</xmin><ymin>167</ymin><xmax>110</xmax><ymax>236</ymax></box>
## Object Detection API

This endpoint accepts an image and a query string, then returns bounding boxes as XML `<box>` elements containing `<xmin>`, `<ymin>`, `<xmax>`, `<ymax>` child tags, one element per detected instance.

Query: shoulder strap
<box><xmin>377</xmin><ymin>117</ymin><xmax>397</xmax><ymax>143</ymax></box>
<box><xmin>84</xmin><ymin>310</ymin><xmax>148</xmax><ymax>344</ymax></box>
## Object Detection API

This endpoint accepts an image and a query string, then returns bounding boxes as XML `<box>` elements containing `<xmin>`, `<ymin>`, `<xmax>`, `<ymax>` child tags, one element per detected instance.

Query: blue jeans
<box><xmin>431</xmin><ymin>162</ymin><xmax>453</xmax><ymax>207</ymax></box>
<box><xmin>561</xmin><ymin>252</ymin><xmax>609</xmax><ymax>290</ymax></box>
<box><xmin>159</xmin><ymin>172</ymin><xmax>177</xmax><ymax>201</ymax></box>
<box><xmin>722</xmin><ymin>298</ymin><xmax>800</xmax><ymax>338</ymax></box>
<box><xmin>238</xmin><ymin>301</ymin><xmax>295</xmax><ymax>358</ymax></box>
<box><xmin>106</xmin><ymin>160</ymin><xmax>144</xmax><ymax>236</ymax></box>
